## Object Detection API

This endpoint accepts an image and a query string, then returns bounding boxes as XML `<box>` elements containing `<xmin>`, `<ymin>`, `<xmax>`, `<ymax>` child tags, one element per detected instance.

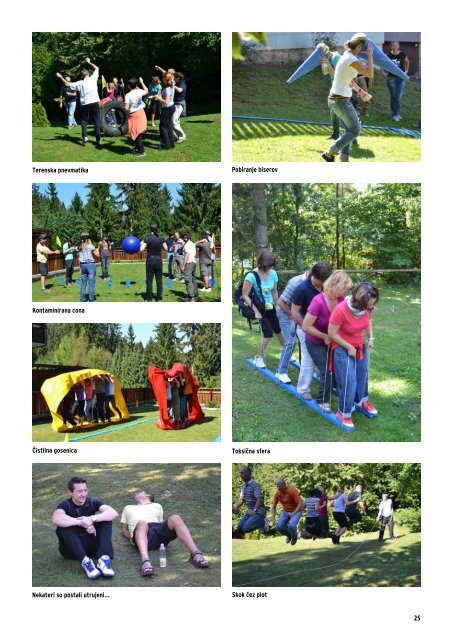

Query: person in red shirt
<box><xmin>328</xmin><ymin>282</ymin><xmax>379</xmax><ymax>429</ymax></box>
<box><xmin>270</xmin><ymin>478</ymin><xmax>303</xmax><ymax>545</ymax></box>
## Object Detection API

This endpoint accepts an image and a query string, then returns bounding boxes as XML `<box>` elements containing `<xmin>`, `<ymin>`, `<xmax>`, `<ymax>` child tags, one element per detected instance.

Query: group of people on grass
<box><xmin>140</xmin><ymin>225</ymin><xmax>216</xmax><ymax>303</ymax></box>
<box><xmin>233</xmin><ymin>467</ymin><xmax>396</xmax><ymax>544</ymax></box>
<box><xmin>241</xmin><ymin>251</ymin><xmax>379</xmax><ymax>429</ymax></box>
<box><xmin>165</xmin><ymin>374</ymin><xmax>194</xmax><ymax>426</ymax></box>
<box><xmin>36</xmin><ymin>227</ymin><xmax>216</xmax><ymax>303</ymax></box>
<box><xmin>59</xmin><ymin>374</ymin><xmax>122</xmax><ymax>428</ymax></box>
<box><xmin>52</xmin><ymin>476</ymin><xmax>209</xmax><ymax>580</ymax></box>
<box><xmin>318</xmin><ymin>33</ymin><xmax>410</xmax><ymax>162</ymax></box>
<box><xmin>56</xmin><ymin>59</ymin><xmax>187</xmax><ymax>155</ymax></box>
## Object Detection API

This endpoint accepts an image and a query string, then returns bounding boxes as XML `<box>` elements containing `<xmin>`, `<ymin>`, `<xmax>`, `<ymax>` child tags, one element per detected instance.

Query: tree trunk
<box><xmin>293</xmin><ymin>184</ymin><xmax>304</xmax><ymax>268</ymax></box>
<box><xmin>252</xmin><ymin>183</ymin><xmax>268</xmax><ymax>252</ymax></box>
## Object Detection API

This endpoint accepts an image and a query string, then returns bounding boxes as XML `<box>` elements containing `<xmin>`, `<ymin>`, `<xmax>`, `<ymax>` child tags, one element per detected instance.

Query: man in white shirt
<box><xmin>57</xmin><ymin>58</ymin><xmax>101</xmax><ymax>147</ymax></box>
<box><xmin>181</xmin><ymin>231</ymin><xmax>198</xmax><ymax>302</ymax></box>
<box><xmin>377</xmin><ymin>493</ymin><xmax>396</xmax><ymax>542</ymax></box>
<box><xmin>120</xmin><ymin>490</ymin><xmax>209</xmax><ymax>575</ymax></box>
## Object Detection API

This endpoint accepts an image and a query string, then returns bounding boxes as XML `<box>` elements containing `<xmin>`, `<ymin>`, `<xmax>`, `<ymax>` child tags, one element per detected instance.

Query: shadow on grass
<box><xmin>232</xmin><ymin>535</ymin><xmax>421</xmax><ymax>587</ymax></box>
<box><xmin>232</xmin><ymin>119</ymin><xmax>416</xmax><ymax>143</ymax></box>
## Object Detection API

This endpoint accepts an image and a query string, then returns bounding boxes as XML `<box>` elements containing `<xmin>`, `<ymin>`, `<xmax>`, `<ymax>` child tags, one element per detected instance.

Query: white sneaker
<box><xmin>254</xmin><ymin>356</ymin><xmax>265</xmax><ymax>368</ymax></box>
<box><xmin>97</xmin><ymin>555</ymin><xmax>115</xmax><ymax>577</ymax></box>
<box><xmin>290</xmin><ymin>355</ymin><xmax>299</xmax><ymax>363</ymax></box>
<box><xmin>275</xmin><ymin>372</ymin><xmax>291</xmax><ymax>384</ymax></box>
<box><xmin>81</xmin><ymin>556</ymin><xmax>101</xmax><ymax>579</ymax></box>
<box><xmin>200</xmin><ymin>287</ymin><xmax>212</xmax><ymax>293</ymax></box>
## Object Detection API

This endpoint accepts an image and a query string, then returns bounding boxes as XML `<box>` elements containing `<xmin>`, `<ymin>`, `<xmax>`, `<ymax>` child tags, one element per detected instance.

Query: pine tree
<box><xmin>180</xmin><ymin>324</ymin><xmax>221</xmax><ymax>386</ymax></box>
<box><xmin>173</xmin><ymin>184</ymin><xmax>221</xmax><ymax>238</ymax></box>
<box><xmin>147</xmin><ymin>324</ymin><xmax>181</xmax><ymax>369</ymax></box>
<box><xmin>126</xmin><ymin>324</ymin><xmax>136</xmax><ymax>346</ymax></box>
<box><xmin>83</xmin><ymin>183</ymin><xmax>117</xmax><ymax>240</ymax></box>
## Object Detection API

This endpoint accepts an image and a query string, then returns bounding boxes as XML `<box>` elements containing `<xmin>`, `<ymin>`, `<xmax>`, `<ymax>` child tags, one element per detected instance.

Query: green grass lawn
<box><xmin>232</xmin><ymin>64</ymin><xmax>421</xmax><ymax>162</ymax></box>
<box><xmin>32</xmin><ymin>112</ymin><xmax>221</xmax><ymax>162</ymax></box>
<box><xmin>232</xmin><ymin>529</ymin><xmax>420</xmax><ymax>587</ymax></box>
<box><xmin>32</xmin><ymin>463</ymin><xmax>221</xmax><ymax>588</ymax></box>
<box><xmin>233</xmin><ymin>285</ymin><xmax>420</xmax><ymax>442</ymax></box>
<box><xmin>32</xmin><ymin>261</ymin><xmax>221</xmax><ymax>302</ymax></box>
<box><xmin>32</xmin><ymin>405</ymin><xmax>221</xmax><ymax>442</ymax></box>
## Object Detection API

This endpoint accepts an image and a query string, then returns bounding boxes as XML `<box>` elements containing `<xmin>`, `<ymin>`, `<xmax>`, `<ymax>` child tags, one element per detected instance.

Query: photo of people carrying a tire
<box><xmin>32</xmin><ymin>32</ymin><xmax>221</xmax><ymax>162</ymax></box>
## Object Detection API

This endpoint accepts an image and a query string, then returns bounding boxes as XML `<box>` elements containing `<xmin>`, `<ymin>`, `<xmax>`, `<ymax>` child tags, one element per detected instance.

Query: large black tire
<box><xmin>100</xmin><ymin>99</ymin><xmax>129</xmax><ymax>137</ymax></box>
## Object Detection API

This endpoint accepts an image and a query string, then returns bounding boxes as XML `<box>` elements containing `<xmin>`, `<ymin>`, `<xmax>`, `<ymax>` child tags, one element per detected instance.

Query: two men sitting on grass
<box><xmin>52</xmin><ymin>477</ymin><xmax>209</xmax><ymax>579</ymax></box>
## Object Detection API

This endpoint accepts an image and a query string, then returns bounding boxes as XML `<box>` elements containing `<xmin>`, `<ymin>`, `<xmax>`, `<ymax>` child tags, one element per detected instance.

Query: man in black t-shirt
<box><xmin>52</xmin><ymin>476</ymin><xmax>118</xmax><ymax>579</ymax></box>
<box><xmin>385</xmin><ymin>41</ymin><xmax>410</xmax><ymax>121</ymax></box>
<box><xmin>140</xmin><ymin>224</ymin><xmax>168</xmax><ymax>302</ymax></box>
<box><xmin>345</xmin><ymin>484</ymin><xmax>367</xmax><ymax>526</ymax></box>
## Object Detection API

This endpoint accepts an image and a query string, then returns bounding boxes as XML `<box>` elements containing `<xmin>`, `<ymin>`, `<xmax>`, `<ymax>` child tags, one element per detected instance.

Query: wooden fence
<box><xmin>32</xmin><ymin>245</ymin><xmax>222</xmax><ymax>277</ymax></box>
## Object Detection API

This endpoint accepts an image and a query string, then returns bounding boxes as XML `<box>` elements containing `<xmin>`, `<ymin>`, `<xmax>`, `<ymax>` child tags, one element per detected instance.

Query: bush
<box><xmin>205</xmin><ymin>400</ymin><xmax>219</xmax><ymax>408</ymax></box>
<box><xmin>32</xmin><ymin>103</ymin><xmax>50</xmax><ymax>127</ymax></box>
<box><xmin>395</xmin><ymin>508</ymin><xmax>421</xmax><ymax>532</ymax></box>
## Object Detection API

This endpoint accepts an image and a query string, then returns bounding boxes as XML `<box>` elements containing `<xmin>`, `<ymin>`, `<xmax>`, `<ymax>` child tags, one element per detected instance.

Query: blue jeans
<box><xmin>328</xmin><ymin>98</ymin><xmax>361</xmax><ymax>160</ymax></box>
<box><xmin>80</xmin><ymin>262</ymin><xmax>96</xmax><ymax>302</ymax></box>
<box><xmin>276</xmin><ymin>308</ymin><xmax>297</xmax><ymax>374</ymax></box>
<box><xmin>333</xmin><ymin>345</ymin><xmax>369</xmax><ymax>418</ymax></box>
<box><xmin>100</xmin><ymin>255</ymin><xmax>110</xmax><ymax>279</ymax></box>
<box><xmin>65</xmin><ymin>100</ymin><xmax>77</xmax><ymax>127</ymax></box>
<box><xmin>386</xmin><ymin>76</ymin><xmax>406</xmax><ymax>117</ymax></box>
<box><xmin>277</xmin><ymin>511</ymin><xmax>302</xmax><ymax>539</ymax></box>
<box><xmin>237</xmin><ymin>512</ymin><xmax>265</xmax><ymax>533</ymax></box>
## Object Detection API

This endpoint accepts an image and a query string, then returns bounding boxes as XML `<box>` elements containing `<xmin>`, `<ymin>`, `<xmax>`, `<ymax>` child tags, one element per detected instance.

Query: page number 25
<box><xmin>413</xmin><ymin>615</ymin><xmax>421</xmax><ymax>622</ymax></box>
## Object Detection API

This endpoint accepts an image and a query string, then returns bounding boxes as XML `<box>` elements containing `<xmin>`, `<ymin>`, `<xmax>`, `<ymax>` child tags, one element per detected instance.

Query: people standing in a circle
<box><xmin>385</xmin><ymin>41</ymin><xmax>410</xmax><ymax>122</ymax></box>
<box><xmin>140</xmin><ymin>224</ymin><xmax>167</xmax><ymax>302</ymax></box>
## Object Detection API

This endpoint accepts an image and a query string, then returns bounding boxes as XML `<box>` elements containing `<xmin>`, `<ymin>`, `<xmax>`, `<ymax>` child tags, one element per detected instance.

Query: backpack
<box><xmin>234</xmin><ymin>271</ymin><xmax>266</xmax><ymax>329</ymax></box>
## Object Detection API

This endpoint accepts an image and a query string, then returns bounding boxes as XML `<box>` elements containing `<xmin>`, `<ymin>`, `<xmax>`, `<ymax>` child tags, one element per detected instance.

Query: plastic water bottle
<box><xmin>159</xmin><ymin>543</ymin><xmax>167</xmax><ymax>568</ymax></box>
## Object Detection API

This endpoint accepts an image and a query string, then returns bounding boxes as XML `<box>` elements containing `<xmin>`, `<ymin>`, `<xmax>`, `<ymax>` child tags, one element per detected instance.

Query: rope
<box><xmin>232</xmin><ymin>115</ymin><xmax>421</xmax><ymax>139</ymax></box>
<box><xmin>236</xmin><ymin>520</ymin><xmax>380</xmax><ymax>587</ymax></box>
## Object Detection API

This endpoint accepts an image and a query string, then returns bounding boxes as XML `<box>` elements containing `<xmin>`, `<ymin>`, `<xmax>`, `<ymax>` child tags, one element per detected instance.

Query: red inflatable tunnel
<box><xmin>148</xmin><ymin>363</ymin><xmax>205</xmax><ymax>430</ymax></box>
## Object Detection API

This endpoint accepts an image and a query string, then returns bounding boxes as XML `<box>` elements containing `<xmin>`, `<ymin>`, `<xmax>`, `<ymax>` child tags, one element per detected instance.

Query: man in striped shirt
<box><xmin>232</xmin><ymin>466</ymin><xmax>268</xmax><ymax>536</ymax></box>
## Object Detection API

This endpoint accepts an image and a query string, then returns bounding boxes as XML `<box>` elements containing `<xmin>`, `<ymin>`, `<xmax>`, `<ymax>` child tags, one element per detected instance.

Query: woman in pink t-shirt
<box><xmin>302</xmin><ymin>270</ymin><xmax>352</xmax><ymax>413</ymax></box>
<box><xmin>328</xmin><ymin>282</ymin><xmax>379</xmax><ymax>429</ymax></box>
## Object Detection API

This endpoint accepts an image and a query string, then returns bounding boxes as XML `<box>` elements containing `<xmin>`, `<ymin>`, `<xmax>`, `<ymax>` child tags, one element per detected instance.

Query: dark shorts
<box><xmin>133</xmin><ymin>520</ymin><xmax>178</xmax><ymax>550</ymax></box>
<box><xmin>259</xmin><ymin>307</ymin><xmax>281</xmax><ymax>339</ymax></box>
<box><xmin>333</xmin><ymin>511</ymin><xmax>349</xmax><ymax>528</ymax></box>
<box><xmin>38</xmin><ymin>262</ymin><xmax>48</xmax><ymax>276</ymax></box>
<box><xmin>345</xmin><ymin>508</ymin><xmax>361</xmax><ymax>525</ymax></box>
<box><xmin>200</xmin><ymin>260</ymin><xmax>213</xmax><ymax>277</ymax></box>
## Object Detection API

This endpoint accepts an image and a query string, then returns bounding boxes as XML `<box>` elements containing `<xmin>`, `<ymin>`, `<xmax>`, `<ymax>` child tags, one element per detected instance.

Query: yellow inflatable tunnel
<box><xmin>40</xmin><ymin>369</ymin><xmax>130</xmax><ymax>432</ymax></box>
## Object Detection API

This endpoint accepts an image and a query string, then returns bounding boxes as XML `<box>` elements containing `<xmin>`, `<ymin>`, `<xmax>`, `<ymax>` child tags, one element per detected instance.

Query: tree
<box><xmin>83</xmin><ymin>183</ymin><xmax>117</xmax><ymax>239</ymax></box>
<box><xmin>173</xmin><ymin>184</ymin><xmax>221</xmax><ymax>238</ymax></box>
<box><xmin>252</xmin><ymin>183</ymin><xmax>268</xmax><ymax>252</ymax></box>
<box><xmin>147</xmin><ymin>324</ymin><xmax>181</xmax><ymax>369</ymax></box>
<box><xmin>179</xmin><ymin>324</ymin><xmax>221</xmax><ymax>386</ymax></box>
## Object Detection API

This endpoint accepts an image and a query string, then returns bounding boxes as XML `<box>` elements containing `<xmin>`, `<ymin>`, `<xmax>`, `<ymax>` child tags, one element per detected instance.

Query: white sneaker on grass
<box><xmin>97</xmin><ymin>555</ymin><xmax>115</xmax><ymax>577</ymax></box>
<box><xmin>81</xmin><ymin>556</ymin><xmax>101</xmax><ymax>579</ymax></box>
<box><xmin>254</xmin><ymin>356</ymin><xmax>265</xmax><ymax>368</ymax></box>
<box><xmin>275</xmin><ymin>372</ymin><xmax>291</xmax><ymax>384</ymax></box>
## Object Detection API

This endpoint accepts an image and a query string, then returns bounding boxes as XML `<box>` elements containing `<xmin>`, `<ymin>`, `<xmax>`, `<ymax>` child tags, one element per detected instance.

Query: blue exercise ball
<box><xmin>122</xmin><ymin>235</ymin><xmax>141</xmax><ymax>254</ymax></box>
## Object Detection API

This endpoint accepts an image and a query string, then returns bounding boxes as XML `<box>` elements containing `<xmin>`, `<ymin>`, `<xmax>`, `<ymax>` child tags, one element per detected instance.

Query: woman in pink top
<box><xmin>328</xmin><ymin>282</ymin><xmax>379</xmax><ymax>429</ymax></box>
<box><xmin>302</xmin><ymin>271</ymin><xmax>352</xmax><ymax>413</ymax></box>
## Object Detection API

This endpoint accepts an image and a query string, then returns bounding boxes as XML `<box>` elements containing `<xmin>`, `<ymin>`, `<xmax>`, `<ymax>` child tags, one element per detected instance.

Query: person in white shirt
<box><xmin>377</xmin><ymin>493</ymin><xmax>396</xmax><ymax>542</ymax></box>
<box><xmin>120</xmin><ymin>490</ymin><xmax>209</xmax><ymax>575</ymax></box>
<box><xmin>57</xmin><ymin>58</ymin><xmax>102</xmax><ymax>146</ymax></box>
<box><xmin>124</xmin><ymin>77</ymin><xmax>149</xmax><ymax>156</ymax></box>
<box><xmin>322</xmin><ymin>33</ymin><xmax>374</xmax><ymax>162</ymax></box>
<box><xmin>181</xmin><ymin>231</ymin><xmax>198</xmax><ymax>302</ymax></box>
